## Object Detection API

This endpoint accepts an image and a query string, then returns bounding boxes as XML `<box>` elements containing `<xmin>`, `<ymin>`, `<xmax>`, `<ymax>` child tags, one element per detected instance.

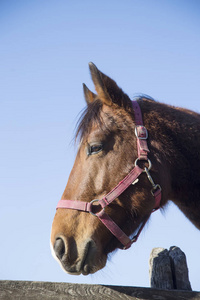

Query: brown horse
<box><xmin>51</xmin><ymin>63</ymin><xmax>200</xmax><ymax>276</ymax></box>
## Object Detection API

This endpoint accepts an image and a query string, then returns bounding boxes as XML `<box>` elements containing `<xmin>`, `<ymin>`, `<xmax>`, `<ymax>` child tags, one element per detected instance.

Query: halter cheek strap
<box><xmin>56</xmin><ymin>101</ymin><xmax>162</xmax><ymax>249</ymax></box>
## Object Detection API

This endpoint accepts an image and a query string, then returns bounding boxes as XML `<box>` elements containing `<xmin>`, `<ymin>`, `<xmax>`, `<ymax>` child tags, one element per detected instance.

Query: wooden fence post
<box><xmin>149</xmin><ymin>246</ymin><xmax>192</xmax><ymax>290</ymax></box>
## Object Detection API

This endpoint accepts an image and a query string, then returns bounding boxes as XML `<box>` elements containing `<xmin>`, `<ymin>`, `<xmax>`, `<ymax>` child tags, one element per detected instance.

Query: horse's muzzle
<box><xmin>52</xmin><ymin>237</ymin><xmax>101</xmax><ymax>275</ymax></box>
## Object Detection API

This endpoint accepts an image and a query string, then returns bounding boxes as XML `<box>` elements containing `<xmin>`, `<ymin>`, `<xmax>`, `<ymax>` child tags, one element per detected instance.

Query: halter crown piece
<box><xmin>56</xmin><ymin>101</ymin><xmax>162</xmax><ymax>249</ymax></box>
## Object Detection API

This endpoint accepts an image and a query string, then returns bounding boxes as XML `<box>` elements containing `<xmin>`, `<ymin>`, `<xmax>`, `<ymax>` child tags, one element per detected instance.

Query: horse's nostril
<box><xmin>54</xmin><ymin>238</ymin><xmax>65</xmax><ymax>260</ymax></box>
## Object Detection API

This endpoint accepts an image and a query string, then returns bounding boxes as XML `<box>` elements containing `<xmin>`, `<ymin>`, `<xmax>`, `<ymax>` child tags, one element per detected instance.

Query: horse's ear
<box><xmin>89</xmin><ymin>62</ymin><xmax>112</xmax><ymax>106</ymax></box>
<box><xmin>83</xmin><ymin>83</ymin><xmax>97</xmax><ymax>104</ymax></box>
<box><xmin>89</xmin><ymin>62</ymin><xmax>131</xmax><ymax>109</ymax></box>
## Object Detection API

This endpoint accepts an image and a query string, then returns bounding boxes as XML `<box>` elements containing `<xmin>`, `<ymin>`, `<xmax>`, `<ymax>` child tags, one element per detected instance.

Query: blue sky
<box><xmin>0</xmin><ymin>0</ymin><xmax>200</xmax><ymax>291</ymax></box>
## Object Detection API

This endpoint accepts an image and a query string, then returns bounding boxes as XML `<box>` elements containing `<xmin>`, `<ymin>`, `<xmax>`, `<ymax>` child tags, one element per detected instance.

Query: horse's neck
<box><xmin>142</xmin><ymin>99</ymin><xmax>200</xmax><ymax>229</ymax></box>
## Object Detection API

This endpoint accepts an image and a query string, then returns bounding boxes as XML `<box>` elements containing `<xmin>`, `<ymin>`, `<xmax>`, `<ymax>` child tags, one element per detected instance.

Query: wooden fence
<box><xmin>149</xmin><ymin>246</ymin><xmax>192</xmax><ymax>290</ymax></box>
<box><xmin>0</xmin><ymin>280</ymin><xmax>200</xmax><ymax>300</ymax></box>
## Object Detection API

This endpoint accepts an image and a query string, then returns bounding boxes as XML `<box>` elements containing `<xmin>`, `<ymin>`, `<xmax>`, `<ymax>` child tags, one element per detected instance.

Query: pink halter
<box><xmin>56</xmin><ymin>101</ymin><xmax>161</xmax><ymax>249</ymax></box>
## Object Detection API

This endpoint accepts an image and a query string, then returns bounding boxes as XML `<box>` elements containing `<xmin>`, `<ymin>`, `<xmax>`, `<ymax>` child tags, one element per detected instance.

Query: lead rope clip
<box><xmin>144</xmin><ymin>167</ymin><xmax>161</xmax><ymax>195</ymax></box>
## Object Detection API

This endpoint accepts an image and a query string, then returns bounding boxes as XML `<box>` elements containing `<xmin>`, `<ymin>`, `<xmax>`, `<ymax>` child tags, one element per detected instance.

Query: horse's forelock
<box><xmin>75</xmin><ymin>99</ymin><xmax>103</xmax><ymax>142</ymax></box>
<box><xmin>75</xmin><ymin>95</ymin><xmax>156</xmax><ymax>145</ymax></box>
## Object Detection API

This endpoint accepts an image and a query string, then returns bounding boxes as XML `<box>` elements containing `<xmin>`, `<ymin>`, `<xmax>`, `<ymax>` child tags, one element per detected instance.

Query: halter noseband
<box><xmin>56</xmin><ymin>101</ymin><xmax>162</xmax><ymax>250</ymax></box>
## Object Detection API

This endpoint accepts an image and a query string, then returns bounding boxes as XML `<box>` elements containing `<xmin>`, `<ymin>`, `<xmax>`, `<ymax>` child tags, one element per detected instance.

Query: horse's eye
<box><xmin>88</xmin><ymin>144</ymin><xmax>103</xmax><ymax>155</ymax></box>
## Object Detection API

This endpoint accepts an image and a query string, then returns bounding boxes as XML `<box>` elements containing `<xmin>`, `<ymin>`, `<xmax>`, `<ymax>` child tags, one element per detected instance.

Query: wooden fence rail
<box><xmin>0</xmin><ymin>280</ymin><xmax>200</xmax><ymax>300</ymax></box>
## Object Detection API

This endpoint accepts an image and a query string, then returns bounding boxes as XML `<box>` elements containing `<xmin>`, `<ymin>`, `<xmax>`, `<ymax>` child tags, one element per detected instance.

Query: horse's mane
<box><xmin>132</xmin><ymin>94</ymin><xmax>155</xmax><ymax>102</ymax></box>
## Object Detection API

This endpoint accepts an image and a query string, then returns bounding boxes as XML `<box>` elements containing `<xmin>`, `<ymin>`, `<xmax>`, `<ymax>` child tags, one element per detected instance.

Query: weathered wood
<box><xmin>149</xmin><ymin>246</ymin><xmax>192</xmax><ymax>290</ymax></box>
<box><xmin>149</xmin><ymin>247</ymin><xmax>174</xmax><ymax>289</ymax></box>
<box><xmin>169</xmin><ymin>246</ymin><xmax>192</xmax><ymax>290</ymax></box>
<box><xmin>0</xmin><ymin>281</ymin><xmax>200</xmax><ymax>300</ymax></box>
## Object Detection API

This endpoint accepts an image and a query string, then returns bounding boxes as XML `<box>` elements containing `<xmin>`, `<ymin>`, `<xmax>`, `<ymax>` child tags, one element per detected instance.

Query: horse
<box><xmin>51</xmin><ymin>63</ymin><xmax>200</xmax><ymax>276</ymax></box>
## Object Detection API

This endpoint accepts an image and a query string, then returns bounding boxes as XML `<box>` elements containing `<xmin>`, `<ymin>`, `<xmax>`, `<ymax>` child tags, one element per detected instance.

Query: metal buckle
<box><xmin>135</xmin><ymin>125</ymin><xmax>148</xmax><ymax>140</ymax></box>
<box><xmin>89</xmin><ymin>199</ymin><xmax>105</xmax><ymax>217</ymax></box>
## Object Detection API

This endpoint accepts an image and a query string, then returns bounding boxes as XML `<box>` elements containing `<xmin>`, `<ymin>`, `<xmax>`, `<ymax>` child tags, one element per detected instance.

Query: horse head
<box><xmin>50</xmin><ymin>63</ymin><xmax>163</xmax><ymax>275</ymax></box>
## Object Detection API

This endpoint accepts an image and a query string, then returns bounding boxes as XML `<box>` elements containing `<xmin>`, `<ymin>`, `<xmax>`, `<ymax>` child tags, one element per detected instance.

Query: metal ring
<box><xmin>134</xmin><ymin>158</ymin><xmax>152</xmax><ymax>172</ymax></box>
<box><xmin>89</xmin><ymin>199</ymin><xmax>105</xmax><ymax>217</ymax></box>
